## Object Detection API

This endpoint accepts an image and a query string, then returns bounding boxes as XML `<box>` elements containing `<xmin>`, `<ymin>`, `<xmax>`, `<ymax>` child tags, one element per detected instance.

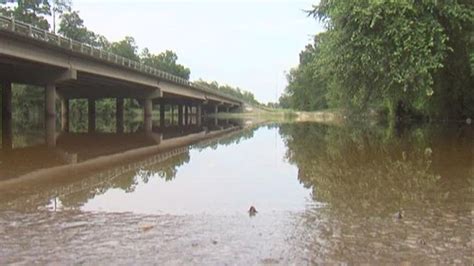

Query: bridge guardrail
<box><xmin>0</xmin><ymin>15</ymin><xmax>242</xmax><ymax>104</ymax></box>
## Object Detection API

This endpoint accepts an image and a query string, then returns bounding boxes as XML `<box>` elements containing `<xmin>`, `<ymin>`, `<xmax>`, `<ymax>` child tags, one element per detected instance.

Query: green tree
<box><xmin>58</xmin><ymin>10</ymin><xmax>97</xmax><ymax>44</ymax></box>
<box><xmin>51</xmin><ymin>0</ymin><xmax>71</xmax><ymax>33</ymax></box>
<box><xmin>0</xmin><ymin>0</ymin><xmax>51</xmax><ymax>30</ymax></box>
<box><xmin>284</xmin><ymin>34</ymin><xmax>329</xmax><ymax>111</ymax></box>
<box><xmin>95</xmin><ymin>34</ymin><xmax>110</xmax><ymax>50</ymax></box>
<box><xmin>278</xmin><ymin>93</ymin><xmax>291</xmax><ymax>109</ymax></box>
<box><xmin>194</xmin><ymin>79</ymin><xmax>259</xmax><ymax>105</ymax></box>
<box><xmin>109</xmin><ymin>36</ymin><xmax>140</xmax><ymax>61</ymax></box>
<box><xmin>285</xmin><ymin>1</ymin><xmax>473</xmax><ymax>121</ymax></box>
<box><xmin>140</xmin><ymin>49</ymin><xmax>191</xmax><ymax>80</ymax></box>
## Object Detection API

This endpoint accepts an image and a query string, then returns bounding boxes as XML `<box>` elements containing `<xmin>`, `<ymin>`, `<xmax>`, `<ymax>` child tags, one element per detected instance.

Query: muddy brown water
<box><xmin>0</xmin><ymin>120</ymin><xmax>472</xmax><ymax>264</ymax></box>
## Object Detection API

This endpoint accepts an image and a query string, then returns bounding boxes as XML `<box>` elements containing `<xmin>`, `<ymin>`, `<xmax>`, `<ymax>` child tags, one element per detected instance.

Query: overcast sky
<box><xmin>72</xmin><ymin>0</ymin><xmax>324</xmax><ymax>103</ymax></box>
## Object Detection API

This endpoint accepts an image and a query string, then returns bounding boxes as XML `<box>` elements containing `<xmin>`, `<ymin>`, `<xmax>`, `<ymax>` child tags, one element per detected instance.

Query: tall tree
<box><xmin>0</xmin><ymin>0</ymin><xmax>51</xmax><ymax>30</ymax></box>
<box><xmin>285</xmin><ymin>0</ymin><xmax>473</xmax><ymax>120</ymax></box>
<box><xmin>194</xmin><ymin>79</ymin><xmax>259</xmax><ymax>105</ymax></box>
<box><xmin>284</xmin><ymin>34</ymin><xmax>329</xmax><ymax>111</ymax></box>
<box><xmin>140</xmin><ymin>49</ymin><xmax>190</xmax><ymax>80</ymax></box>
<box><xmin>109</xmin><ymin>36</ymin><xmax>140</xmax><ymax>61</ymax></box>
<box><xmin>51</xmin><ymin>0</ymin><xmax>71</xmax><ymax>33</ymax></box>
<box><xmin>58</xmin><ymin>10</ymin><xmax>96</xmax><ymax>44</ymax></box>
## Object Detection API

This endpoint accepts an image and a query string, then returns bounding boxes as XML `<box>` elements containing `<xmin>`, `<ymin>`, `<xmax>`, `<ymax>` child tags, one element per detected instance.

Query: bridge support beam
<box><xmin>160</xmin><ymin>103</ymin><xmax>165</xmax><ymax>127</ymax></box>
<box><xmin>61</xmin><ymin>98</ymin><xmax>69</xmax><ymax>133</ymax></box>
<box><xmin>1</xmin><ymin>81</ymin><xmax>12</xmax><ymax>150</ymax></box>
<box><xmin>144</xmin><ymin>98</ymin><xmax>153</xmax><ymax>133</ymax></box>
<box><xmin>88</xmin><ymin>99</ymin><xmax>96</xmax><ymax>133</ymax></box>
<box><xmin>45</xmin><ymin>84</ymin><xmax>56</xmax><ymax>147</ymax></box>
<box><xmin>116</xmin><ymin>98</ymin><xmax>124</xmax><ymax>133</ymax></box>
<box><xmin>178</xmin><ymin>104</ymin><xmax>183</xmax><ymax>126</ymax></box>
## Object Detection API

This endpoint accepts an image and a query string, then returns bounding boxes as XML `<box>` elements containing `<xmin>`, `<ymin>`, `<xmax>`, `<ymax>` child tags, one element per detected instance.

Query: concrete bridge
<box><xmin>0</xmin><ymin>15</ymin><xmax>243</xmax><ymax>149</ymax></box>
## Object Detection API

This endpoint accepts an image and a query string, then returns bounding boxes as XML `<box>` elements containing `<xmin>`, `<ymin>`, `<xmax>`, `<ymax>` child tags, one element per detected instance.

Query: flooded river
<box><xmin>0</xmin><ymin>119</ymin><xmax>472</xmax><ymax>264</ymax></box>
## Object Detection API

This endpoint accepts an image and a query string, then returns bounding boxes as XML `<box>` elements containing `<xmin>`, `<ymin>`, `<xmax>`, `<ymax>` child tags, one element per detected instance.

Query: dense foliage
<box><xmin>282</xmin><ymin>1</ymin><xmax>473</xmax><ymax>121</ymax></box>
<box><xmin>193</xmin><ymin>80</ymin><xmax>259</xmax><ymax>105</ymax></box>
<box><xmin>141</xmin><ymin>49</ymin><xmax>191</xmax><ymax>80</ymax></box>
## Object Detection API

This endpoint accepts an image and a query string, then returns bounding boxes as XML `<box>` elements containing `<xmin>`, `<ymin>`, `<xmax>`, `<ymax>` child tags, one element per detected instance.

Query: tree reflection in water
<box><xmin>0</xmin><ymin>120</ymin><xmax>253</xmax><ymax>211</ymax></box>
<box><xmin>279</xmin><ymin>122</ymin><xmax>472</xmax><ymax>263</ymax></box>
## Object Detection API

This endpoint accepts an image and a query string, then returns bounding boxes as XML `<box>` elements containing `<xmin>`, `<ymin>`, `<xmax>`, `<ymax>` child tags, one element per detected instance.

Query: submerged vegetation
<box><xmin>281</xmin><ymin>1</ymin><xmax>473</xmax><ymax>121</ymax></box>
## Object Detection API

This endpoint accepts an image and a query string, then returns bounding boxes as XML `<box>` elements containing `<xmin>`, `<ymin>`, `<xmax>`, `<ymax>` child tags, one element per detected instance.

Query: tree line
<box><xmin>0</xmin><ymin>0</ymin><xmax>259</xmax><ymax>111</ymax></box>
<box><xmin>194</xmin><ymin>80</ymin><xmax>259</xmax><ymax>105</ymax></box>
<box><xmin>280</xmin><ymin>1</ymin><xmax>473</xmax><ymax>121</ymax></box>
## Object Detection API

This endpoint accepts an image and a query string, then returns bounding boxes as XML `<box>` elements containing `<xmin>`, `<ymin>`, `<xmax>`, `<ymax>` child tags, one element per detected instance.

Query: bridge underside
<box><xmin>0</xmin><ymin>32</ymin><xmax>243</xmax><ymax>150</ymax></box>
<box><xmin>0</xmin><ymin>55</ymin><xmax>240</xmax><ymax>106</ymax></box>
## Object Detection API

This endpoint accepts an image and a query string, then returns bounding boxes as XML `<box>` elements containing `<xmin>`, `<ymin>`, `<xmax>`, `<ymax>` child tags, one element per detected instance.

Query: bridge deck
<box><xmin>0</xmin><ymin>15</ymin><xmax>242</xmax><ymax>106</ymax></box>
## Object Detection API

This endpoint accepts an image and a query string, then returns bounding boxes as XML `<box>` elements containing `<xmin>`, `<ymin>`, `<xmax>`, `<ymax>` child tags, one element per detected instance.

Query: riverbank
<box><xmin>212</xmin><ymin>106</ymin><xmax>343</xmax><ymax>125</ymax></box>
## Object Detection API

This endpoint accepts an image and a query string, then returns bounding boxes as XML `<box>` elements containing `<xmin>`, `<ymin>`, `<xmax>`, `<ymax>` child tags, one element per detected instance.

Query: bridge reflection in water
<box><xmin>0</xmin><ymin>118</ymin><xmax>252</xmax><ymax>211</ymax></box>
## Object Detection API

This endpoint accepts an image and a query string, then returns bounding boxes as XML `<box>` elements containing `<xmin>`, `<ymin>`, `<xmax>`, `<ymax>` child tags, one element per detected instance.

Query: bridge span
<box><xmin>0</xmin><ymin>16</ymin><xmax>243</xmax><ymax>149</ymax></box>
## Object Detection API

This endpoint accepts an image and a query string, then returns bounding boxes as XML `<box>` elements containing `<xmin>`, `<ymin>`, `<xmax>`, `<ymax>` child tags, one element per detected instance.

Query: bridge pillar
<box><xmin>144</xmin><ymin>98</ymin><xmax>153</xmax><ymax>133</ymax></box>
<box><xmin>170</xmin><ymin>104</ymin><xmax>175</xmax><ymax>125</ymax></box>
<box><xmin>61</xmin><ymin>98</ymin><xmax>69</xmax><ymax>132</ymax></box>
<box><xmin>178</xmin><ymin>104</ymin><xmax>183</xmax><ymax>126</ymax></box>
<box><xmin>116</xmin><ymin>98</ymin><xmax>124</xmax><ymax>133</ymax></box>
<box><xmin>45</xmin><ymin>84</ymin><xmax>56</xmax><ymax>147</ymax></box>
<box><xmin>45</xmin><ymin>84</ymin><xmax>56</xmax><ymax>118</ymax></box>
<box><xmin>196</xmin><ymin>104</ymin><xmax>202</xmax><ymax>126</ymax></box>
<box><xmin>160</xmin><ymin>103</ymin><xmax>165</xmax><ymax>127</ymax></box>
<box><xmin>190</xmin><ymin>106</ymin><xmax>195</xmax><ymax>125</ymax></box>
<box><xmin>214</xmin><ymin>105</ymin><xmax>219</xmax><ymax>114</ymax></box>
<box><xmin>184</xmin><ymin>105</ymin><xmax>189</xmax><ymax>125</ymax></box>
<box><xmin>88</xmin><ymin>99</ymin><xmax>96</xmax><ymax>133</ymax></box>
<box><xmin>1</xmin><ymin>81</ymin><xmax>12</xmax><ymax>150</ymax></box>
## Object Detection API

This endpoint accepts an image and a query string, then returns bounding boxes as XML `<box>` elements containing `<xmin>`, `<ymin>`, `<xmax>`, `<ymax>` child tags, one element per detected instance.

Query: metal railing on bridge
<box><xmin>0</xmin><ymin>15</ymin><xmax>242</xmax><ymax>104</ymax></box>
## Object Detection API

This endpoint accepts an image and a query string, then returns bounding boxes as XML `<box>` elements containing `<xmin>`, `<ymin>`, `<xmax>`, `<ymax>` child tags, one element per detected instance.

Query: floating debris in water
<box><xmin>140</xmin><ymin>224</ymin><xmax>154</xmax><ymax>232</ymax></box>
<box><xmin>396</xmin><ymin>209</ymin><xmax>404</xmax><ymax>219</ymax></box>
<box><xmin>248</xmin><ymin>206</ymin><xmax>258</xmax><ymax>216</ymax></box>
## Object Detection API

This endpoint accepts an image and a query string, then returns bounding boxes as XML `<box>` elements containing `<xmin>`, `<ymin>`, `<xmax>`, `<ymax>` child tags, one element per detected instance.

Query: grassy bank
<box><xmin>212</xmin><ymin>106</ymin><xmax>343</xmax><ymax>125</ymax></box>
